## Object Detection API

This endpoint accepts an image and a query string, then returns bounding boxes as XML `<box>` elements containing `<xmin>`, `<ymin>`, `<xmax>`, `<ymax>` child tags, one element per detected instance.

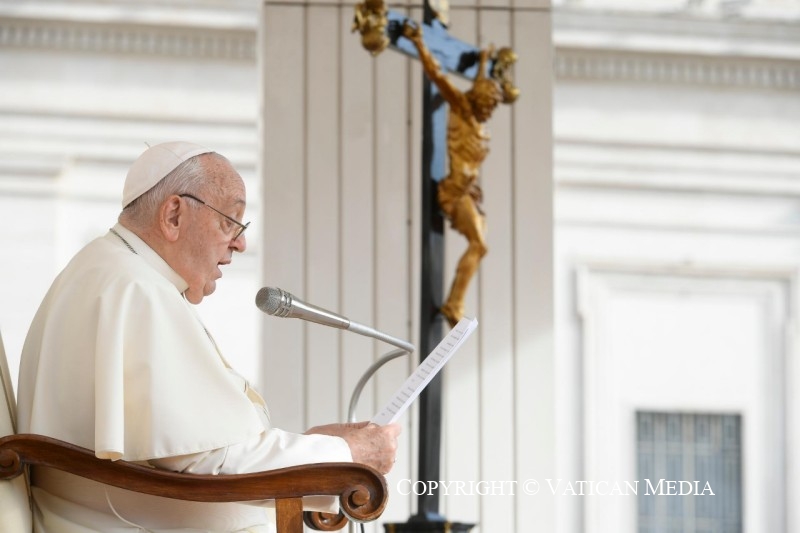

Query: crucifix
<box><xmin>352</xmin><ymin>2</ymin><xmax>519</xmax><ymax>531</ymax></box>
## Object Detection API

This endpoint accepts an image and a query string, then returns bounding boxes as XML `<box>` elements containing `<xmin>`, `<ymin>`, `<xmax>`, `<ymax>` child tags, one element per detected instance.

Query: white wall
<box><xmin>554</xmin><ymin>6</ymin><xmax>800</xmax><ymax>532</ymax></box>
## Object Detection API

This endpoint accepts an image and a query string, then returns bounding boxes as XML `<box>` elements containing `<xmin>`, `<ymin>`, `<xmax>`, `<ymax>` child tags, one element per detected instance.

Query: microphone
<box><xmin>255</xmin><ymin>287</ymin><xmax>415</xmax><ymax>353</ymax></box>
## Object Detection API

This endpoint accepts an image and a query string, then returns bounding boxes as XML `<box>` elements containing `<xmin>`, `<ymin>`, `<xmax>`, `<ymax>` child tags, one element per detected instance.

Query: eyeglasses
<box><xmin>179</xmin><ymin>193</ymin><xmax>250</xmax><ymax>241</ymax></box>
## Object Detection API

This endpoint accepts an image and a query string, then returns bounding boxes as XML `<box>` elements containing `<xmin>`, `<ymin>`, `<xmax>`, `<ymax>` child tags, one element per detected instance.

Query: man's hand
<box><xmin>402</xmin><ymin>21</ymin><xmax>422</xmax><ymax>44</ymax></box>
<box><xmin>306</xmin><ymin>421</ymin><xmax>401</xmax><ymax>475</ymax></box>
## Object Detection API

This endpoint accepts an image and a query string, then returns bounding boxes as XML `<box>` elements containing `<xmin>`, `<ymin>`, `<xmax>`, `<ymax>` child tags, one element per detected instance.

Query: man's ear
<box><xmin>159</xmin><ymin>195</ymin><xmax>183</xmax><ymax>242</ymax></box>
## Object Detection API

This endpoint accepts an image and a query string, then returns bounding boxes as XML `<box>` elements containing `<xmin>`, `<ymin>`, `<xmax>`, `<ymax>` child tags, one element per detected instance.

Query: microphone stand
<box><xmin>348</xmin><ymin>348</ymin><xmax>410</xmax><ymax>423</ymax></box>
<box><xmin>347</xmin><ymin>346</ymin><xmax>414</xmax><ymax>533</ymax></box>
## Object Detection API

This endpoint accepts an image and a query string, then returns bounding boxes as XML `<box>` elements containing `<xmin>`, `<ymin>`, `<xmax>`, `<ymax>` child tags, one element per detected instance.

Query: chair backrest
<box><xmin>0</xmin><ymin>331</ymin><xmax>32</xmax><ymax>533</ymax></box>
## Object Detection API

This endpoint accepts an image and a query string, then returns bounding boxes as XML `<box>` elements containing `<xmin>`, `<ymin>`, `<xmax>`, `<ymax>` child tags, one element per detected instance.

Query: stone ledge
<box><xmin>555</xmin><ymin>47</ymin><xmax>800</xmax><ymax>90</ymax></box>
<box><xmin>0</xmin><ymin>16</ymin><xmax>256</xmax><ymax>60</ymax></box>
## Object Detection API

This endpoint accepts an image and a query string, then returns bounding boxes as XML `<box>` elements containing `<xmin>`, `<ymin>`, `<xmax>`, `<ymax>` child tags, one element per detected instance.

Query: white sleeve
<box><xmin>148</xmin><ymin>428</ymin><xmax>352</xmax><ymax>513</ymax></box>
<box><xmin>148</xmin><ymin>427</ymin><xmax>351</xmax><ymax>474</ymax></box>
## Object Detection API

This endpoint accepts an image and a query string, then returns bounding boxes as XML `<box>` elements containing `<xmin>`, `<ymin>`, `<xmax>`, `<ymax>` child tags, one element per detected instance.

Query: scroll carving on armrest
<box><xmin>0</xmin><ymin>434</ymin><xmax>388</xmax><ymax>531</ymax></box>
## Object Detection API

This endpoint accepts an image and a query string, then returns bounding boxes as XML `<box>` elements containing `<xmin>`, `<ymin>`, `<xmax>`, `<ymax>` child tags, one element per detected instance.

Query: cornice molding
<box><xmin>553</xmin><ymin>8</ymin><xmax>800</xmax><ymax>90</ymax></box>
<box><xmin>0</xmin><ymin>16</ymin><xmax>256</xmax><ymax>61</ymax></box>
<box><xmin>554</xmin><ymin>8</ymin><xmax>800</xmax><ymax>56</ymax></box>
<box><xmin>3</xmin><ymin>9</ymin><xmax>799</xmax><ymax>91</ymax></box>
<box><xmin>554</xmin><ymin>47</ymin><xmax>800</xmax><ymax>90</ymax></box>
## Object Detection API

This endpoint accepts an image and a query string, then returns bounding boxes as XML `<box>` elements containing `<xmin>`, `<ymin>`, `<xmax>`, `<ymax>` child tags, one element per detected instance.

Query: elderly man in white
<box><xmin>16</xmin><ymin>142</ymin><xmax>400</xmax><ymax>532</ymax></box>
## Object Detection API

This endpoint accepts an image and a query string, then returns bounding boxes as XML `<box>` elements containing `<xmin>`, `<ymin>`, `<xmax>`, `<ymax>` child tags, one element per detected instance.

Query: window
<box><xmin>637</xmin><ymin>412</ymin><xmax>742</xmax><ymax>533</ymax></box>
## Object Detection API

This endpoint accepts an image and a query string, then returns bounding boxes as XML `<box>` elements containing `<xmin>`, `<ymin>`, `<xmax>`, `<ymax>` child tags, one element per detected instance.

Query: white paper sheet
<box><xmin>371</xmin><ymin>316</ymin><xmax>478</xmax><ymax>425</ymax></box>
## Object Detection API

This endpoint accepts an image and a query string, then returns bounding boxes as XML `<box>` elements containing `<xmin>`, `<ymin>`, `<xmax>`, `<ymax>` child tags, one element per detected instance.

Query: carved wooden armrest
<box><xmin>0</xmin><ymin>434</ymin><xmax>387</xmax><ymax>532</ymax></box>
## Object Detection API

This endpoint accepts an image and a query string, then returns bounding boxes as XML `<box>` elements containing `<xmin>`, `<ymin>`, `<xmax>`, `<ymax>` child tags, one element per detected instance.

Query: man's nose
<box><xmin>231</xmin><ymin>233</ymin><xmax>247</xmax><ymax>253</ymax></box>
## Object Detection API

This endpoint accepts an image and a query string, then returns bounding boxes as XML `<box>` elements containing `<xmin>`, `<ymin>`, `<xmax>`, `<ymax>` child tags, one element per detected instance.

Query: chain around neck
<box><xmin>110</xmin><ymin>227</ymin><xmax>138</xmax><ymax>255</ymax></box>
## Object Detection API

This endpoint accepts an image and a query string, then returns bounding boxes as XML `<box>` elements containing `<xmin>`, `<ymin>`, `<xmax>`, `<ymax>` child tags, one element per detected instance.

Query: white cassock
<box><xmin>16</xmin><ymin>223</ymin><xmax>352</xmax><ymax>532</ymax></box>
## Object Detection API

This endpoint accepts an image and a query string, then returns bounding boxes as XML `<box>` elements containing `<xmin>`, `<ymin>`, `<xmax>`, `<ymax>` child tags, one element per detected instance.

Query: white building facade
<box><xmin>1</xmin><ymin>0</ymin><xmax>798</xmax><ymax>531</ymax></box>
<box><xmin>554</xmin><ymin>2</ymin><xmax>800</xmax><ymax>532</ymax></box>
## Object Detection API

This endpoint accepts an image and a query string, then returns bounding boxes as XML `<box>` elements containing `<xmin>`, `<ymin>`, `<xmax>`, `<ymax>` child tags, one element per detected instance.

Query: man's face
<box><xmin>471</xmin><ymin>92</ymin><xmax>500</xmax><ymax>123</ymax></box>
<box><xmin>177</xmin><ymin>156</ymin><xmax>248</xmax><ymax>304</ymax></box>
<box><xmin>468</xmin><ymin>79</ymin><xmax>502</xmax><ymax>123</ymax></box>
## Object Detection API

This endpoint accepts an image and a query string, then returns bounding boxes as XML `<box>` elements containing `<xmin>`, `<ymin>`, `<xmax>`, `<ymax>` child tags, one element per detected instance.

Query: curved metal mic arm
<box><xmin>344</xmin><ymin>347</ymin><xmax>411</xmax><ymax>533</ymax></box>
<box><xmin>347</xmin><ymin>348</ymin><xmax>411</xmax><ymax>423</ymax></box>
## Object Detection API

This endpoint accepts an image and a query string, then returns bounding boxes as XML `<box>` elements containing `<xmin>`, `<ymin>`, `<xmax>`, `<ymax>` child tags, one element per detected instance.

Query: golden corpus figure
<box><xmin>402</xmin><ymin>22</ymin><xmax>518</xmax><ymax>327</ymax></box>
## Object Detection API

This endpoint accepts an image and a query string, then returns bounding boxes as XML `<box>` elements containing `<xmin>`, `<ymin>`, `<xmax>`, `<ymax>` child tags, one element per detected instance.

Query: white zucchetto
<box><xmin>122</xmin><ymin>142</ymin><xmax>213</xmax><ymax>208</ymax></box>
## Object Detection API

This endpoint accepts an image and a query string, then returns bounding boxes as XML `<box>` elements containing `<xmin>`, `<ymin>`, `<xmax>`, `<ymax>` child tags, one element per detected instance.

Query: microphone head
<box><xmin>255</xmin><ymin>287</ymin><xmax>293</xmax><ymax>317</ymax></box>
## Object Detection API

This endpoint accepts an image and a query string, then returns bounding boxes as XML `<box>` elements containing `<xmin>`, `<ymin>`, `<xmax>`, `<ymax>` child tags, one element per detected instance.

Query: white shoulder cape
<box><xmin>18</xmin><ymin>224</ymin><xmax>263</xmax><ymax>461</ymax></box>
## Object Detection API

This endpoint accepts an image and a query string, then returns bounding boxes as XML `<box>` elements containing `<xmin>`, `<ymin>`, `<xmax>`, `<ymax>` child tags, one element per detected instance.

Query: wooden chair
<box><xmin>0</xmin><ymin>332</ymin><xmax>387</xmax><ymax>533</ymax></box>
